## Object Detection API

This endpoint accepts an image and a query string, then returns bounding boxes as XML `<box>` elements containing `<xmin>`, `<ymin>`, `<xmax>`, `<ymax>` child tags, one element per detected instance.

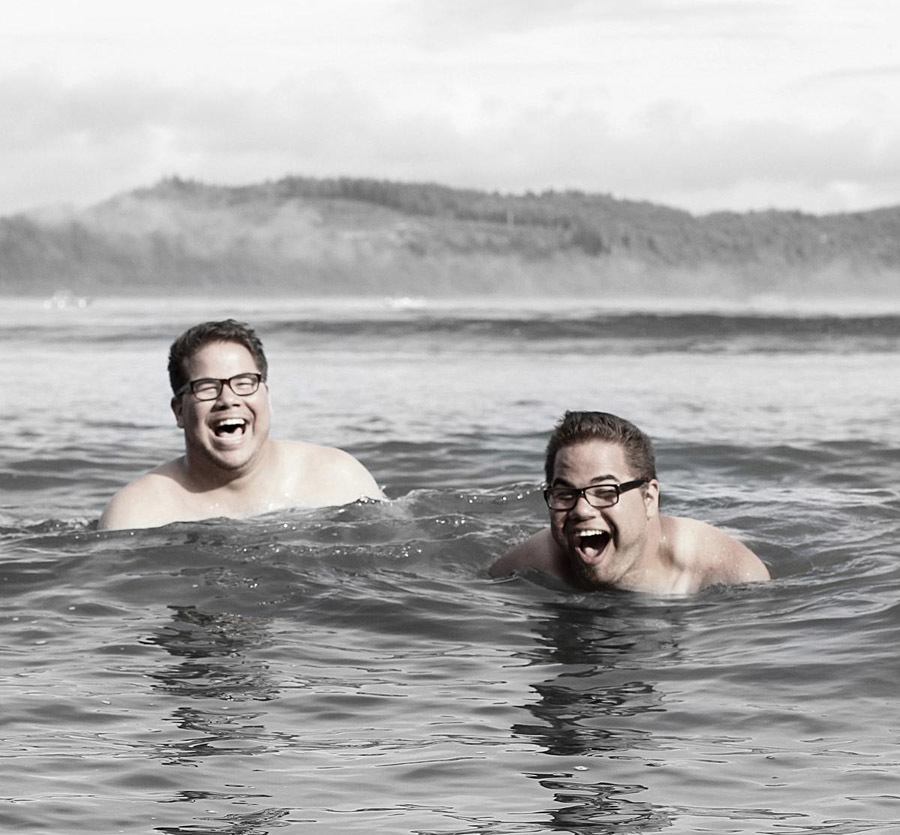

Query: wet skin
<box><xmin>171</xmin><ymin>340</ymin><xmax>272</xmax><ymax>485</ymax></box>
<box><xmin>548</xmin><ymin>440</ymin><xmax>661</xmax><ymax>590</ymax></box>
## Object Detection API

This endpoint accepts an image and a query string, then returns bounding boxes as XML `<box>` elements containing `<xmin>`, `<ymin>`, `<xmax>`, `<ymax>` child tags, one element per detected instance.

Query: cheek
<box><xmin>176</xmin><ymin>403</ymin><xmax>206</xmax><ymax>429</ymax></box>
<box><xmin>549</xmin><ymin>512</ymin><xmax>566</xmax><ymax>540</ymax></box>
<box><xmin>621</xmin><ymin>511</ymin><xmax>648</xmax><ymax>537</ymax></box>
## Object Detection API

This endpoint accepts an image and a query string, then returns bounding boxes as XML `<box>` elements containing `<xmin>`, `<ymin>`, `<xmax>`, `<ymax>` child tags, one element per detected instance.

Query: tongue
<box><xmin>215</xmin><ymin>423</ymin><xmax>244</xmax><ymax>436</ymax></box>
<box><xmin>580</xmin><ymin>533</ymin><xmax>609</xmax><ymax>559</ymax></box>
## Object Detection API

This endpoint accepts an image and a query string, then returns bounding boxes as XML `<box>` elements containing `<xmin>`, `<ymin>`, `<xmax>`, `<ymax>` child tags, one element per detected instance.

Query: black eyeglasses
<box><xmin>543</xmin><ymin>479</ymin><xmax>648</xmax><ymax>511</ymax></box>
<box><xmin>176</xmin><ymin>372</ymin><xmax>264</xmax><ymax>401</ymax></box>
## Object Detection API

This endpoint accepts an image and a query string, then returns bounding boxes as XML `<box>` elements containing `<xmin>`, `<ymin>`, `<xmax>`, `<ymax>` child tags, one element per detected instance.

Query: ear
<box><xmin>171</xmin><ymin>396</ymin><xmax>184</xmax><ymax>428</ymax></box>
<box><xmin>643</xmin><ymin>479</ymin><xmax>660</xmax><ymax>518</ymax></box>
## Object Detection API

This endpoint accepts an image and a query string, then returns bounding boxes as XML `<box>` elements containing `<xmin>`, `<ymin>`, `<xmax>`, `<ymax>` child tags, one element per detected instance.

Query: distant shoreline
<box><xmin>3</xmin><ymin>175</ymin><xmax>899</xmax><ymax>299</ymax></box>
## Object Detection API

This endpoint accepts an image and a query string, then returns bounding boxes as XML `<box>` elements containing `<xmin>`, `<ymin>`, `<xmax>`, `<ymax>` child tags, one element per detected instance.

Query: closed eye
<box><xmin>586</xmin><ymin>486</ymin><xmax>618</xmax><ymax>500</ymax></box>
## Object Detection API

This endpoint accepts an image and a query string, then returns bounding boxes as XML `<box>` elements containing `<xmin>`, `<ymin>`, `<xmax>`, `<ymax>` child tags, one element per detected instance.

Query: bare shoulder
<box><xmin>663</xmin><ymin>515</ymin><xmax>770</xmax><ymax>586</ymax></box>
<box><xmin>98</xmin><ymin>461</ymin><xmax>186</xmax><ymax>531</ymax></box>
<box><xmin>489</xmin><ymin>528</ymin><xmax>567</xmax><ymax>581</ymax></box>
<box><xmin>275</xmin><ymin>440</ymin><xmax>384</xmax><ymax>502</ymax></box>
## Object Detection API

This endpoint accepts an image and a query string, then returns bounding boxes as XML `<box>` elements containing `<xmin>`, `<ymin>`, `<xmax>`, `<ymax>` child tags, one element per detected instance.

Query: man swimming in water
<box><xmin>490</xmin><ymin>411</ymin><xmax>770</xmax><ymax>594</ymax></box>
<box><xmin>98</xmin><ymin>319</ymin><xmax>383</xmax><ymax>530</ymax></box>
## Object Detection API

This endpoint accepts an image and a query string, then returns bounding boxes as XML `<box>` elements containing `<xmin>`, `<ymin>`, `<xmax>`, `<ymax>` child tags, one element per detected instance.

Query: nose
<box><xmin>568</xmin><ymin>491</ymin><xmax>598</xmax><ymax>518</ymax></box>
<box><xmin>212</xmin><ymin>383</ymin><xmax>242</xmax><ymax>407</ymax></box>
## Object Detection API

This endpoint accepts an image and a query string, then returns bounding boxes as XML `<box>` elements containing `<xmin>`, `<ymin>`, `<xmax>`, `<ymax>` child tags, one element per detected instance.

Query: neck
<box><xmin>181</xmin><ymin>440</ymin><xmax>275</xmax><ymax>493</ymax></box>
<box><xmin>614</xmin><ymin>517</ymin><xmax>669</xmax><ymax>593</ymax></box>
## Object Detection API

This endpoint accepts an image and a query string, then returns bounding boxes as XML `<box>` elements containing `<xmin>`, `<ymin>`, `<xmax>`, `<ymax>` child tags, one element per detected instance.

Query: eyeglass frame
<box><xmin>175</xmin><ymin>372</ymin><xmax>265</xmax><ymax>401</ymax></box>
<box><xmin>543</xmin><ymin>478</ymin><xmax>649</xmax><ymax>511</ymax></box>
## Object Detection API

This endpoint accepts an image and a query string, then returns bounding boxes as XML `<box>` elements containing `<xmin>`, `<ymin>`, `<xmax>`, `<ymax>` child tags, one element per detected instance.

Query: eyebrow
<box><xmin>551</xmin><ymin>474</ymin><xmax>621</xmax><ymax>487</ymax></box>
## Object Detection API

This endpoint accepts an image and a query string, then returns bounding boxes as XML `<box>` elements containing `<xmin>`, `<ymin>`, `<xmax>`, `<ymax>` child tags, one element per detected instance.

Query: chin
<box><xmin>567</xmin><ymin>560</ymin><xmax>600</xmax><ymax>590</ymax></box>
<box><xmin>203</xmin><ymin>445</ymin><xmax>256</xmax><ymax>472</ymax></box>
<box><xmin>570</xmin><ymin>555</ymin><xmax>622</xmax><ymax>591</ymax></box>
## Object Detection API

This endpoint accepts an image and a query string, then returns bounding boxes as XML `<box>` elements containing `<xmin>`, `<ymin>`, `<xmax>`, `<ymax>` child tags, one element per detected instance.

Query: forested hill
<box><xmin>2</xmin><ymin>175</ymin><xmax>899</xmax><ymax>297</ymax></box>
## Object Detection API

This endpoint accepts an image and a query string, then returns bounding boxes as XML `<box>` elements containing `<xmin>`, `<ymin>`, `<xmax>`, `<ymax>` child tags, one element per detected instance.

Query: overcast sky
<box><xmin>2</xmin><ymin>0</ymin><xmax>899</xmax><ymax>216</ymax></box>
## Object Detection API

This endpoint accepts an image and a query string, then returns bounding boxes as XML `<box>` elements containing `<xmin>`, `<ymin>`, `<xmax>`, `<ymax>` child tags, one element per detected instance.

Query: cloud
<box><xmin>2</xmin><ymin>3</ymin><xmax>900</xmax><ymax>218</ymax></box>
<box><xmin>796</xmin><ymin>63</ymin><xmax>900</xmax><ymax>86</ymax></box>
<box><xmin>403</xmin><ymin>0</ymin><xmax>783</xmax><ymax>47</ymax></box>
<box><xmin>462</xmin><ymin>97</ymin><xmax>900</xmax><ymax>212</ymax></box>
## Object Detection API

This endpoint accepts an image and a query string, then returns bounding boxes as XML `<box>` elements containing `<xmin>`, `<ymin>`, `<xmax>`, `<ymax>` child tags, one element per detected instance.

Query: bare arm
<box><xmin>98</xmin><ymin>474</ymin><xmax>182</xmax><ymax>531</ymax></box>
<box><xmin>492</xmin><ymin>519</ymin><xmax>770</xmax><ymax>592</ymax></box>
<box><xmin>311</xmin><ymin>446</ymin><xmax>385</xmax><ymax>503</ymax></box>
<box><xmin>100</xmin><ymin>444</ymin><xmax>384</xmax><ymax>531</ymax></box>
<box><xmin>489</xmin><ymin>529</ymin><xmax>568</xmax><ymax>581</ymax></box>
<box><xmin>664</xmin><ymin>516</ymin><xmax>770</xmax><ymax>588</ymax></box>
<box><xmin>712</xmin><ymin>537</ymin><xmax>771</xmax><ymax>584</ymax></box>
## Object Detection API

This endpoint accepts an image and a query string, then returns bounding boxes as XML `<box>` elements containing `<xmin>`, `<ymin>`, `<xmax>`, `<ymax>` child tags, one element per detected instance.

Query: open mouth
<box><xmin>575</xmin><ymin>529</ymin><xmax>611</xmax><ymax>561</ymax></box>
<box><xmin>212</xmin><ymin>417</ymin><xmax>247</xmax><ymax>437</ymax></box>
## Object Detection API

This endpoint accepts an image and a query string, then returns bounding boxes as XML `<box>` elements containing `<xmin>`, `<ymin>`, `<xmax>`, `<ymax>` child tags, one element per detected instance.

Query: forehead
<box><xmin>551</xmin><ymin>440</ymin><xmax>632</xmax><ymax>483</ymax></box>
<box><xmin>185</xmin><ymin>340</ymin><xmax>259</xmax><ymax>377</ymax></box>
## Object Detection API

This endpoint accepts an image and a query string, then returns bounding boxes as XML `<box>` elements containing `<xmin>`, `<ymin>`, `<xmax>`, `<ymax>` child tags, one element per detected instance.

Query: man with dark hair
<box><xmin>99</xmin><ymin>319</ymin><xmax>383</xmax><ymax>530</ymax></box>
<box><xmin>490</xmin><ymin>411</ymin><xmax>769</xmax><ymax>594</ymax></box>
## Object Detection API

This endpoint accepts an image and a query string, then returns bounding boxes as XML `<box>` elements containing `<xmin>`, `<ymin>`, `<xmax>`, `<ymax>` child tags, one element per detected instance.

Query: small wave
<box><xmin>255</xmin><ymin>310</ymin><xmax>900</xmax><ymax>355</ymax></box>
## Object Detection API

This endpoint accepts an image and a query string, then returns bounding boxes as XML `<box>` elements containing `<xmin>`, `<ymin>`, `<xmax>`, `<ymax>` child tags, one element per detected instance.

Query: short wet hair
<box><xmin>544</xmin><ymin>411</ymin><xmax>657</xmax><ymax>483</ymax></box>
<box><xmin>167</xmin><ymin>319</ymin><xmax>268</xmax><ymax>394</ymax></box>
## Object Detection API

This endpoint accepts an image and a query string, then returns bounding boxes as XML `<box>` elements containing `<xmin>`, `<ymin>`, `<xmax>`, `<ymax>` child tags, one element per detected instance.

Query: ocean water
<box><xmin>2</xmin><ymin>295</ymin><xmax>899</xmax><ymax>834</ymax></box>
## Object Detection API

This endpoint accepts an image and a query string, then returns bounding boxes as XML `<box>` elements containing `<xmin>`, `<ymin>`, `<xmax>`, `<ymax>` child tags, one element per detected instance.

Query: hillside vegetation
<box><xmin>2</xmin><ymin>175</ymin><xmax>899</xmax><ymax>297</ymax></box>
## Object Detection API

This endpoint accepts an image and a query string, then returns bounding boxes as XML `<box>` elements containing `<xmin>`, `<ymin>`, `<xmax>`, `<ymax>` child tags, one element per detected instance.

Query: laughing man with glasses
<box><xmin>490</xmin><ymin>411</ymin><xmax>769</xmax><ymax>594</ymax></box>
<box><xmin>98</xmin><ymin>319</ymin><xmax>383</xmax><ymax>530</ymax></box>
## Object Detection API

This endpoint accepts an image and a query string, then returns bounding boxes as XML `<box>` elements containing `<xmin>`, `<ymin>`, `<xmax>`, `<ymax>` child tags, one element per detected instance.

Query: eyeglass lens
<box><xmin>191</xmin><ymin>373</ymin><xmax>261</xmax><ymax>400</ymax></box>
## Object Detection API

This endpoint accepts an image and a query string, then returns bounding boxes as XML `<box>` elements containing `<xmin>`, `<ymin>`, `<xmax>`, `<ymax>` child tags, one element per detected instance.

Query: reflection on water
<box><xmin>145</xmin><ymin>606</ymin><xmax>279</xmax><ymax>702</ymax></box>
<box><xmin>153</xmin><ymin>803</ymin><xmax>289</xmax><ymax>835</ymax></box>
<box><xmin>159</xmin><ymin>706</ymin><xmax>275</xmax><ymax>762</ymax></box>
<box><xmin>143</xmin><ymin>606</ymin><xmax>290</xmax><ymax>830</ymax></box>
<box><xmin>514</xmin><ymin>600</ymin><xmax>685</xmax><ymax>831</ymax></box>
<box><xmin>515</xmin><ymin>602</ymin><xmax>678</xmax><ymax>756</ymax></box>
<box><xmin>530</xmin><ymin>774</ymin><xmax>672</xmax><ymax>833</ymax></box>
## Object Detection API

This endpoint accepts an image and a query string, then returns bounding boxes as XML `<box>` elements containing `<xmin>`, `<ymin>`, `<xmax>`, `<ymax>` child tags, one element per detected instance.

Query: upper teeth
<box><xmin>216</xmin><ymin>418</ymin><xmax>245</xmax><ymax>427</ymax></box>
<box><xmin>578</xmin><ymin>529</ymin><xmax>606</xmax><ymax>538</ymax></box>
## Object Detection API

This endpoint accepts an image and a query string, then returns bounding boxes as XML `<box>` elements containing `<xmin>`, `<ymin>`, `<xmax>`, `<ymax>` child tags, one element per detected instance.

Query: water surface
<box><xmin>2</xmin><ymin>296</ymin><xmax>899</xmax><ymax>833</ymax></box>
